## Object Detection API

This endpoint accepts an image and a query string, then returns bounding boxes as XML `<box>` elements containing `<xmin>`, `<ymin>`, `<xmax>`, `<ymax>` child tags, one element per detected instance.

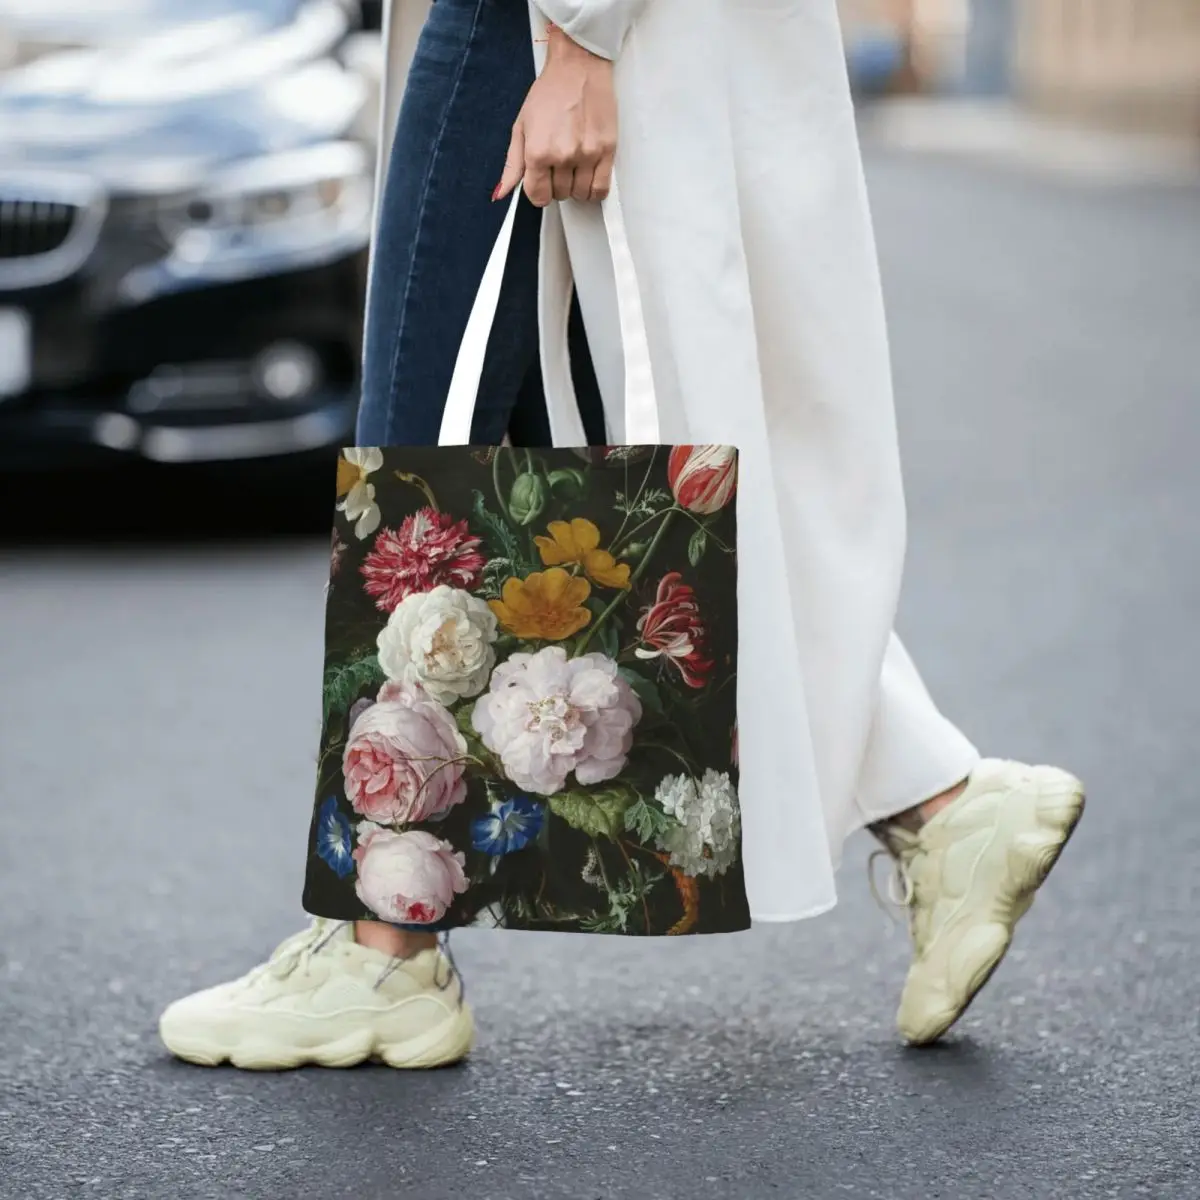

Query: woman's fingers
<box><xmin>571</xmin><ymin>163</ymin><xmax>596</xmax><ymax>203</ymax></box>
<box><xmin>552</xmin><ymin>167</ymin><xmax>577</xmax><ymax>202</ymax></box>
<box><xmin>523</xmin><ymin>152</ymin><xmax>553</xmax><ymax>208</ymax></box>
<box><xmin>525</xmin><ymin>154</ymin><xmax>606</xmax><ymax>206</ymax></box>
<box><xmin>590</xmin><ymin>151</ymin><xmax>614</xmax><ymax>202</ymax></box>
<box><xmin>494</xmin><ymin>123</ymin><xmax>525</xmax><ymax>202</ymax></box>
<box><xmin>501</xmin><ymin>29</ymin><xmax>617</xmax><ymax>208</ymax></box>
<box><xmin>501</xmin><ymin>59</ymin><xmax>618</xmax><ymax>206</ymax></box>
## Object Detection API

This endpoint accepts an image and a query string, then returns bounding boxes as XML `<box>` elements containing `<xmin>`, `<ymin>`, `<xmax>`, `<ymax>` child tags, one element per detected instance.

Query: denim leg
<box><xmin>358</xmin><ymin>0</ymin><xmax>606</xmax><ymax>449</ymax></box>
<box><xmin>358</xmin><ymin>0</ymin><xmax>539</xmax><ymax>446</ymax></box>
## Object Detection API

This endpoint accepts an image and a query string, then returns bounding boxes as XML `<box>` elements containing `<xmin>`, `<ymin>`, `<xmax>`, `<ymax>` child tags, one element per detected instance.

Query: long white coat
<box><xmin>376</xmin><ymin>0</ymin><xmax>978</xmax><ymax>921</ymax></box>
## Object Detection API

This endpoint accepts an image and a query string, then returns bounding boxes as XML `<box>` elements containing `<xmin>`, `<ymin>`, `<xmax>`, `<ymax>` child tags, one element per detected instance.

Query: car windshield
<box><xmin>0</xmin><ymin>0</ymin><xmax>302</xmax><ymax>39</ymax></box>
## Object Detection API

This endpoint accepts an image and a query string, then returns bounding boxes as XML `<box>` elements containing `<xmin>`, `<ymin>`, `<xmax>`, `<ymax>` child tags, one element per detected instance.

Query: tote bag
<box><xmin>304</xmin><ymin>182</ymin><xmax>748</xmax><ymax>936</ymax></box>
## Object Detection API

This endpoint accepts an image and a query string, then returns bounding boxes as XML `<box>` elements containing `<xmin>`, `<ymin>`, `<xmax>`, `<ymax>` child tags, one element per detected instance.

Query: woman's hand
<box><xmin>494</xmin><ymin>25</ymin><xmax>617</xmax><ymax>208</ymax></box>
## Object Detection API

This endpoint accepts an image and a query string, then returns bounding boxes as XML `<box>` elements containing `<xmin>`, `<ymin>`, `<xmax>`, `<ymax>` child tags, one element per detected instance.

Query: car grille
<box><xmin>0</xmin><ymin>174</ymin><xmax>106</xmax><ymax>288</ymax></box>
<box><xmin>0</xmin><ymin>199</ymin><xmax>80</xmax><ymax>261</ymax></box>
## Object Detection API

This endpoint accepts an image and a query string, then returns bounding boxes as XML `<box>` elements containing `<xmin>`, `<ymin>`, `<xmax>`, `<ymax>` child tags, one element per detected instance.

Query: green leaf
<box><xmin>452</xmin><ymin>701</ymin><xmax>493</xmax><ymax>766</ymax></box>
<box><xmin>480</xmin><ymin>557</ymin><xmax>513</xmax><ymax>600</ymax></box>
<box><xmin>471</xmin><ymin>490</ymin><xmax>526</xmax><ymax>566</ymax></box>
<box><xmin>599</xmin><ymin>624</ymin><xmax>620</xmax><ymax>659</ymax></box>
<box><xmin>322</xmin><ymin>654</ymin><xmax>386</xmax><ymax>725</ymax></box>
<box><xmin>618</xmin><ymin>668</ymin><xmax>666</xmax><ymax>719</ymax></box>
<box><xmin>453</xmin><ymin>703</ymin><xmax>476</xmax><ymax>739</ymax></box>
<box><xmin>687</xmin><ymin>525</ymin><xmax>708</xmax><ymax>566</ymax></box>
<box><xmin>579</xmin><ymin>857</ymin><xmax>665</xmax><ymax>933</ymax></box>
<box><xmin>580</xmin><ymin>912</ymin><xmax>628</xmax><ymax>934</ymax></box>
<box><xmin>624</xmin><ymin>797</ymin><xmax>677</xmax><ymax>844</ymax></box>
<box><xmin>548</xmin><ymin>784</ymin><xmax>637</xmax><ymax>840</ymax></box>
<box><xmin>581</xmin><ymin>600</ymin><xmax>621</xmax><ymax>659</ymax></box>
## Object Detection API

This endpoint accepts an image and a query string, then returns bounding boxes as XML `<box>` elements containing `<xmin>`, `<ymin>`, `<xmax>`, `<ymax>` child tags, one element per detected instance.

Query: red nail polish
<box><xmin>491</xmin><ymin>183</ymin><xmax>503</xmax><ymax>202</ymax></box>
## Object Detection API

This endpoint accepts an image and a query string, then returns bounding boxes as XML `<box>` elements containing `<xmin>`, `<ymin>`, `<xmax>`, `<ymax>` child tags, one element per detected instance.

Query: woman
<box><xmin>159</xmin><ymin>0</ymin><xmax>1084</xmax><ymax>1069</ymax></box>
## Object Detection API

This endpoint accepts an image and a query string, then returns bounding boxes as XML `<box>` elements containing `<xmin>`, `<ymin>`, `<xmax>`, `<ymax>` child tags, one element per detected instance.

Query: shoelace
<box><xmin>248</xmin><ymin>918</ymin><xmax>346</xmax><ymax>984</ymax></box>
<box><xmin>249</xmin><ymin>919</ymin><xmax>465</xmax><ymax>1008</ymax></box>
<box><xmin>868</xmin><ymin>849</ymin><xmax>915</xmax><ymax>910</ymax></box>
<box><xmin>373</xmin><ymin>929</ymin><xmax>466</xmax><ymax>1010</ymax></box>
<box><xmin>867</xmin><ymin>846</ymin><xmax>918</xmax><ymax>940</ymax></box>
<box><xmin>436</xmin><ymin>931</ymin><xmax>466</xmax><ymax>1009</ymax></box>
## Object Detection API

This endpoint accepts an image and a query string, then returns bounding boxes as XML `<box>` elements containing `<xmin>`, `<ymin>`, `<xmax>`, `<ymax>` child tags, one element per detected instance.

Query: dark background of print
<box><xmin>302</xmin><ymin>443</ymin><xmax>748</xmax><ymax>935</ymax></box>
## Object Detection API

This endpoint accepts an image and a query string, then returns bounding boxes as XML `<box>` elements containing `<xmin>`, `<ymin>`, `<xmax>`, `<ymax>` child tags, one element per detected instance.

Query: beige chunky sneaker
<box><xmin>876</xmin><ymin>760</ymin><xmax>1085</xmax><ymax>1047</ymax></box>
<box><xmin>159</xmin><ymin>920</ymin><xmax>474</xmax><ymax>1069</ymax></box>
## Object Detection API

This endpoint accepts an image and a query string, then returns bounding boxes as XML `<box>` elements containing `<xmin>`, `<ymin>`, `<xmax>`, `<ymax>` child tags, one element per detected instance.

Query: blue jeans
<box><xmin>358</xmin><ymin>0</ymin><xmax>605</xmax><ymax>448</ymax></box>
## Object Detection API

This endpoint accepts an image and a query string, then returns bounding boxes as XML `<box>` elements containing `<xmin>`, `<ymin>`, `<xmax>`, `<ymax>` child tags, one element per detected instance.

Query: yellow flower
<box><xmin>534</xmin><ymin>518</ymin><xmax>630</xmax><ymax>590</ymax></box>
<box><xmin>488</xmin><ymin>569</ymin><xmax>592</xmax><ymax>641</ymax></box>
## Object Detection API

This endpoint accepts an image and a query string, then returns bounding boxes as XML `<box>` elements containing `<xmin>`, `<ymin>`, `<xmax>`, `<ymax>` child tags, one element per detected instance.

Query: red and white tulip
<box><xmin>666</xmin><ymin>445</ymin><xmax>737</xmax><ymax>515</ymax></box>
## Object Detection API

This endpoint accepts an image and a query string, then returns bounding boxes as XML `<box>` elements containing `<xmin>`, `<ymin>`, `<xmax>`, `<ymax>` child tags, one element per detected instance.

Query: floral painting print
<box><xmin>305</xmin><ymin>443</ymin><xmax>748</xmax><ymax>936</ymax></box>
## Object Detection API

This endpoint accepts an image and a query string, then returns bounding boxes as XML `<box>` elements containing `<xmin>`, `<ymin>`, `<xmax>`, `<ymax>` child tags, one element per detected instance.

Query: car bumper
<box><xmin>0</xmin><ymin>392</ymin><xmax>357</xmax><ymax>471</ymax></box>
<box><xmin>0</xmin><ymin>252</ymin><xmax>365</xmax><ymax>470</ymax></box>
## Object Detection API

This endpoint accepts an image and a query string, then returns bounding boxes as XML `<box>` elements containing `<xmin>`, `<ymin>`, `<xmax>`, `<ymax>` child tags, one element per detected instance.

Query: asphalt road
<box><xmin>3</xmin><ymin>150</ymin><xmax>1198</xmax><ymax>1200</ymax></box>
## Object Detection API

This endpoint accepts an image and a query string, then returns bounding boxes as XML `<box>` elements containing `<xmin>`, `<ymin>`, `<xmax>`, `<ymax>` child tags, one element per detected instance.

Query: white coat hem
<box><xmin>852</xmin><ymin>752</ymin><xmax>982</xmax><ymax>831</ymax></box>
<box><xmin>751</xmin><ymin>899</ymin><xmax>839</xmax><ymax>924</ymax></box>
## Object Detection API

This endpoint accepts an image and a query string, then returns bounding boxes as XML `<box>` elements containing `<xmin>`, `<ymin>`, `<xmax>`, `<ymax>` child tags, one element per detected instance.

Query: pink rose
<box><xmin>354</xmin><ymin>824</ymin><xmax>468</xmax><ymax>924</ymax></box>
<box><xmin>342</xmin><ymin>680</ymin><xmax>468</xmax><ymax>824</ymax></box>
<box><xmin>471</xmin><ymin>647</ymin><xmax>641</xmax><ymax>796</ymax></box>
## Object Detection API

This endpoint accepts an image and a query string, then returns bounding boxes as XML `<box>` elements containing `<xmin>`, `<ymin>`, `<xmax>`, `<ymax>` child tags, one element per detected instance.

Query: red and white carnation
<box><xmin>361</xmin><ymin>507</ymin><xmax>486</xmax><ymax>613</ymax></box>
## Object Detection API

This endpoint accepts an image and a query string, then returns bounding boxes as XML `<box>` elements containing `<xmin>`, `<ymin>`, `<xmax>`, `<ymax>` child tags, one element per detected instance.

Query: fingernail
<box><xmin>491</xmin><ymin>183</ymin><xmax>503</xmax><ymax>202</ymax></box>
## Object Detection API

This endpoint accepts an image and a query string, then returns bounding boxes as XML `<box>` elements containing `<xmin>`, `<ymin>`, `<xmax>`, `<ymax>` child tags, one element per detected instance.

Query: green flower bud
<box><xmin>547</xmin><ymin>467</ymin><xmax>587</xmax><ymax>501</ymax></box>
<box><xmin>509</xmin><ymin>472</ymin><xmax>548</xmax><ymax>526</ymax></box>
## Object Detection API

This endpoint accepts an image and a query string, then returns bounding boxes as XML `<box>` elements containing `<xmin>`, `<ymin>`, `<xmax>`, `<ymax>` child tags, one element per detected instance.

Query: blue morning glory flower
<box><xmin>316</xmin><ymin>797</ymin><xmax>355</xmax><ymax>878</ymax></box>
<box><xmin>471</xmin><ymin>795</ymin><xmax>545</xmax><ymax>856</ymax></box>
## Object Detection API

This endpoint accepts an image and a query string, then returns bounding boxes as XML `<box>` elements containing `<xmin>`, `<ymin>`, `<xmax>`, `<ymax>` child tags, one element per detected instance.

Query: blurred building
<box><xmin>842</xmin><ymin>0</ymin><xmax>1200</xmax><ymax>137</ymax></box>
<box><xmin>839</xmin><ymin>0</ymin><xmax>971</xmax><ymax>95</ymax></box>
<box><xmin>1015</xmin><ymin>0</ymin><xmax>1200</xmax><ymax>136</ymax></box>
<box><xmin>962</xmin><ymin>0</ymin><xmax>1014</xmax><ymax>96</ymax></box>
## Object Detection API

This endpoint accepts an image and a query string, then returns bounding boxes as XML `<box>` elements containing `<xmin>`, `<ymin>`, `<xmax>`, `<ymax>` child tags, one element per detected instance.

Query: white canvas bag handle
<box><xmin>438</xmin><ymin>176</ymin><xmax>661</xmax><ymax>446</ymax></box>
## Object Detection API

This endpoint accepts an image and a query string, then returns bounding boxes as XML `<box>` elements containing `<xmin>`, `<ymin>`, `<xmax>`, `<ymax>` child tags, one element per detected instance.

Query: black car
<box><xmin>0</xmin><ymin>0</ymin><xmax>380</xmax><ymax>470</ymax></box>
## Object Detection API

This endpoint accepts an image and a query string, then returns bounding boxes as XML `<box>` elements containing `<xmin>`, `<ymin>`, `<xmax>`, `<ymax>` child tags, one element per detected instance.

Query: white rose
<box><xmin>376</xmin><ymin>585</ymin><xmax>498</xmax><ymax>704</ymax></box>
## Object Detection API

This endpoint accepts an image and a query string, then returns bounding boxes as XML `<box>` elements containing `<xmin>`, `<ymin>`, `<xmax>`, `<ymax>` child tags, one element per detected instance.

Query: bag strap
<box><xmin>438</xmin><ymin>176</ymin><xmax>661</xmax><ymax>446</ymax></box>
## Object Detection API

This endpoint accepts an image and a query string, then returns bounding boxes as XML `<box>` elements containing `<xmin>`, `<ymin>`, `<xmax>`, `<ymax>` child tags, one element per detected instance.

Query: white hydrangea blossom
<box><xmin>653</xmin><ymin>769</ymin><xmax>741</xmax><ymax>879</ymax></box>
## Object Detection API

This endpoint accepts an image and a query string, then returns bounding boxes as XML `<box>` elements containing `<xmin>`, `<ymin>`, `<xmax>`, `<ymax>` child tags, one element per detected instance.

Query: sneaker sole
<box><xmin>161</xmin><ymin>1002</ymin><xmax>475</xmax><ymax>1071</ymax></box>
<box><xmin>898</xmin><ymin>768</ymin><xmax>1086</xmax><ymax>1047</ymax></box>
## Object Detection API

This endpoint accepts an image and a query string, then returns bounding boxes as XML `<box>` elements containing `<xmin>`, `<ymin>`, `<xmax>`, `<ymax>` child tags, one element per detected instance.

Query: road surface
<box><xmin>2</xmin><ymin>149</ymin><xmax>1198</xmax><ymax>1199</ymax></box>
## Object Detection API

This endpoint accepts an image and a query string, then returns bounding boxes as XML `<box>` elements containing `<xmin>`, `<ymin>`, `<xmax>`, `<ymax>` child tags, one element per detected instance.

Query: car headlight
<box><xmin>154</xmin><ymin>141</ymin><xmax>373</xmax><ymax>267</ymax></box>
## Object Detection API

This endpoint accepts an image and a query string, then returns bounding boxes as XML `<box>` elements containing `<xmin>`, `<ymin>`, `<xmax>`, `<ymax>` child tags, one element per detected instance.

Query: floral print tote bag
<box><xmin>304</xmin><ymin>181</ymin><xmax>748</xmax><ymax>936</ymax></box>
